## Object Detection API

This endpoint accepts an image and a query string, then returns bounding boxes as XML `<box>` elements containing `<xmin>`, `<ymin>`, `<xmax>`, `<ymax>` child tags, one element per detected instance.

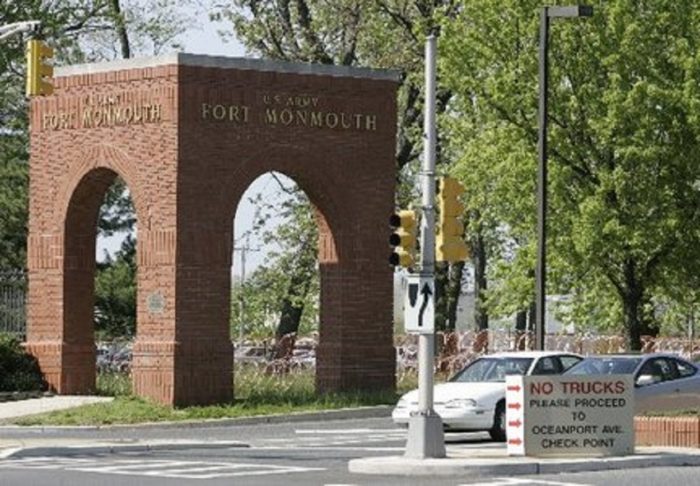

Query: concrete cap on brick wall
<box><xmin>54</xmin><ymin>52</ymin><xmax>401</xmax><ymax>82</ymax></box>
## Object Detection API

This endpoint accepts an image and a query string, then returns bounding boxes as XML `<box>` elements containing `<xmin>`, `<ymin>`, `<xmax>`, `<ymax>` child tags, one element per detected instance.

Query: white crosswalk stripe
<box><xmin>0</xmin><ymin>456</ymin><xmax>325</xmax><ymax>479</ymax></box>
<box><xmin>461</xmin><ymin>478</ymin><xmax>592</xmax><ymax>486</ymax></box>
<box><xmin>250</xmin><ymin>427</ymin><xmax>408</xmax><ymax>450</ymax></box>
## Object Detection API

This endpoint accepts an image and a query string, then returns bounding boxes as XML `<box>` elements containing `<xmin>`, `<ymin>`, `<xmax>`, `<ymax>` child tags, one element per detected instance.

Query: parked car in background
<box><xmin>564</xmin><ymin>353</ymin><xmax>700</xmax><ymax>413</ymax></box>
<box><xmin>392</xmin><ymin>351</ymin><xmax>582</xmax><ymax>441</ymax></box>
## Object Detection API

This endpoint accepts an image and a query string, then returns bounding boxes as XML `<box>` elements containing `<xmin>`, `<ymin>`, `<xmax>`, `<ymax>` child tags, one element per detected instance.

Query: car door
<box><xmin>635</xmin><ymin>357</ymin><xmax>679</xmax><ymax>413</ymax></box>
<box><xmin>668</xmin><ymin>358</ymin><xmax>700</xmax><ymax>409</ymax></box>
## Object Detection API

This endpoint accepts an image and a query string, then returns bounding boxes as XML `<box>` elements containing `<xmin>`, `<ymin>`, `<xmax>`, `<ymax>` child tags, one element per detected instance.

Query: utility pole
<box><xmin>404</xmin><ymin>34</ymin><xmax>446</xmax><ymax>459</ymax></box>
<box><xmin>233</xmin><ymin>234</ymin><xmax>258</xmax><ymax>343</ymax></box>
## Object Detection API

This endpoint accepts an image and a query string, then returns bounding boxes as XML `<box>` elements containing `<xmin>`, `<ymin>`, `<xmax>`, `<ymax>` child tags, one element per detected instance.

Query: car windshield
<box><xmin>565</xmin><ymin>357</ymin><xmax>642</xmax><ymax>375</ymax></box>
<box><xmin>449</xmin><ymin>357</ymin><xmax>534</xmax><ymax>383</ymax></box>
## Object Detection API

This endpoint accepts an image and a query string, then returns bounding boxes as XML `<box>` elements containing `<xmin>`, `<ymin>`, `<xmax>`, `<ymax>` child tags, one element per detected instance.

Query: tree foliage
<box><xmin>95</xmin><ymin>234</ymin><xmax>136</xmax><ymax>338</ymax></box>
<box><xmin>442</xmin><ymin>0</ymin><xmax>700</xmax><ymax>348</ymax></box>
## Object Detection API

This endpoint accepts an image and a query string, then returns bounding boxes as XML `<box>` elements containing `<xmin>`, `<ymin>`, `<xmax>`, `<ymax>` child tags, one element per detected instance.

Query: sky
<box><xmin>97</xmin><ymin>3</ymin><xmax>283</xmax><ymax>275</ymax></box>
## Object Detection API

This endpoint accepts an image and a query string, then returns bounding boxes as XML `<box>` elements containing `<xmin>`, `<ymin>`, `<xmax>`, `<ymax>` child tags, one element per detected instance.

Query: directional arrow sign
<box><xmin>404</xmin><ymin>275</ymin><xmax>435</xmax><ymax>334</ymax></box>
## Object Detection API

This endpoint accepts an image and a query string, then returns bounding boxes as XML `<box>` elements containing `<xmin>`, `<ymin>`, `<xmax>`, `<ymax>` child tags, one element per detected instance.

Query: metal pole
<box><xmin>404</xmin><ymin>34</ymin><xmax>446</xmax><ymax>459</ymax></box>
<box><xmin>238</xmin><ymin>235</ymin><xmax>248</xmax><ymax>343</ymax></box>
<box><xmin>419</xmin><ymin>33</ymin><xmax>437</xmax><ymax>413</ymax></box>
<box><xmin>535</xmin><ymin>7</ymin><xmax>550</xmax><ymax>352</ymax></box>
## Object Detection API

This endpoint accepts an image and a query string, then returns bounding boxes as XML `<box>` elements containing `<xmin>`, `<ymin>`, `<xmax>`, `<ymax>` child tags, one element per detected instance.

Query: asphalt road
<box><xmin>2</xmin><ymin>418</ymin><xmax>700</xmax><ymax>485</ymax></box>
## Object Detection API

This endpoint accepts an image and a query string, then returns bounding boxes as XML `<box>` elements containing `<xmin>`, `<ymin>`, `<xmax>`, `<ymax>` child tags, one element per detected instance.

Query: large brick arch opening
<box><xmin>27</xmin><ymin>54</ymin><xmax>398</xmax><ymax>406</ymax></box>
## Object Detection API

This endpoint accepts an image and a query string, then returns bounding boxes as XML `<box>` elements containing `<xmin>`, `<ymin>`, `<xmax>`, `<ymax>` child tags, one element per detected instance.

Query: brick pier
<box><xmin>26</xmin><ymin>54</ymin><xmax>399</xmax><ymax>406</ymax></box>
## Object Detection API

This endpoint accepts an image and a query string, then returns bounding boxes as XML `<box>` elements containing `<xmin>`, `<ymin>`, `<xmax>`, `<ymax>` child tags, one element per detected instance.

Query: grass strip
<box><xmin>10</xmin><ymin>366</ymin><xmax>417</xmax><ymax>426</ymax></box>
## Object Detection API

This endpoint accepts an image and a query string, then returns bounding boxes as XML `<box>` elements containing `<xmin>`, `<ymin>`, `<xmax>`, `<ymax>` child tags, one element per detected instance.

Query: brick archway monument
<box><xmin>26</xmin><ymin>54</ymin><xmax>399</xmax><ymax>406</ymax></box>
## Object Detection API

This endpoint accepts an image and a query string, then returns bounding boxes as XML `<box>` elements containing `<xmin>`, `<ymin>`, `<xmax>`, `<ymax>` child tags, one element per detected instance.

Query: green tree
<box><xmin>94</xmin><ymin>234</ymin><xmax>136</xmax><ymax>338</ymax></box>
<box><xmin>442</xmin><ymin>0</ymin><xmax>700</xmax><ymax>349</ymax></box>
<box><xmin>1</xmin><ymin>1</ymin><xmax>196</xmax><ymax>272</ymax></box>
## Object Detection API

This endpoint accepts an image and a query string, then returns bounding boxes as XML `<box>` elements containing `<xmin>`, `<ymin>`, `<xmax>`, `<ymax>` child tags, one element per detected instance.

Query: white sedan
<box><xmin>392</xmin><ymin>351</ymin><xmax>582</xmax><ymax>441</ymax></box>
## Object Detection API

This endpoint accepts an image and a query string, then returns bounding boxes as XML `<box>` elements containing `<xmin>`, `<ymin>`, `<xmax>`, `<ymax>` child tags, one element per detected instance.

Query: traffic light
<box><xmin>26</xmin><ymin>39</ymin><xmax>54</xmax><ymax>97</ymax></box>
<box><xmin>437</xmin><ymin>177</ymin><xmax>469</xmax><ymax>262</ymax></box>
<box><xmin>389</xmin><ymin>209</ymin><xmax>417</xmax><ymax>268</ymax></box>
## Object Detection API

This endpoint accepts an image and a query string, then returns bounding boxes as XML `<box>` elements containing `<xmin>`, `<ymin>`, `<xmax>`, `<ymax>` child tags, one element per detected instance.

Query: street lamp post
<box><xmin>535</xmin><ymin>5</ymin><xmax>592</xmax><ymax>351</ymax></box>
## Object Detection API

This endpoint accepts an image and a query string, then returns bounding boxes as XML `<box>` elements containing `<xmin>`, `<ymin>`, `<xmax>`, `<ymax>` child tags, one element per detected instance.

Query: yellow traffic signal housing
<box><xmin>389</xmin><ymin>209</ymin><xmax>417</xmax><ymax>268</ymax></box>
<box><xmin>26</xmin><ymin>40</ymin><xmax>54</xmax><ymax>97</ymax></box>
<box><xmin>437</xmin><ymin>177</ymin><xmax>469</xmax><ymax>262</ymax></box>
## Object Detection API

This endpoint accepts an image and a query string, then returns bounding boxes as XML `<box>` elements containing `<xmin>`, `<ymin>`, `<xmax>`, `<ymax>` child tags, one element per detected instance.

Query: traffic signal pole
<box><xmin>404</xmin><ymin>34</ymin><xmax>446</xmax><ymax>459</ymax></box>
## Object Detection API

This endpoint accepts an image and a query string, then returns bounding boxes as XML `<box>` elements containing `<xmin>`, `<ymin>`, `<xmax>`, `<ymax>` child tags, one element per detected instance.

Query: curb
<box><xmin>1</xmin><ymin>440</ymin><xmax>249</xmax><ymax>460</ymax></box>
<box><xmin>0</xmin><ymin>405</ymin><xmax>392</xmax><ymax>432</ymax></box>
<box><xmin>348</xmin><ymin>449</ymin><xmax>700</xmax><ymax>477</ymax></box>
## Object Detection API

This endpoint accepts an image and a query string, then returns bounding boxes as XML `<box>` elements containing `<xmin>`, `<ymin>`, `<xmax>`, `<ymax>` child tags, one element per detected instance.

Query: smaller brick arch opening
<box><xmin>60</xmin><ymin>167</ymin><xmax>139</xmax><ymax>394</ymax></box>
<box><xmin>231</xmin><ymin>171</ymin><xmax>339</xmax><ymax>390</ymax></box>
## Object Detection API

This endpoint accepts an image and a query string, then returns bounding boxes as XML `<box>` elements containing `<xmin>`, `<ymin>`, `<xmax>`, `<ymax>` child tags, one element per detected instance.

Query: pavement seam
<box><xmin>2</xmin><ymin>441</ymin><xmax>250</xmax><ymax>459</ymax></box>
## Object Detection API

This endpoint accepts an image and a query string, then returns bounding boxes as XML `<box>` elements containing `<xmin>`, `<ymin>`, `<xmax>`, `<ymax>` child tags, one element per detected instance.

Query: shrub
<box><xmin>0</xmin><ymin>334</ymin><xmax>46</xmax><ymax>392</ymax></box>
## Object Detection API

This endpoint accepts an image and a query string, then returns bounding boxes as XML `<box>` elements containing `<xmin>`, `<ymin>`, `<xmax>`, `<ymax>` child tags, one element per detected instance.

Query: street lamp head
<box><xmin>547</xmin><ymin>5</ymin><xmax>594</xmax><ymax>18</ymax></box>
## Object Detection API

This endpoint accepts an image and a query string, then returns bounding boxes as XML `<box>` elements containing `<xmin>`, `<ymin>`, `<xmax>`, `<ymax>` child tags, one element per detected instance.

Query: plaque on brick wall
<box><xmin>147</xmin><ymin>292</ymin><xmax>165</xmax><ymax>315</ymax></box>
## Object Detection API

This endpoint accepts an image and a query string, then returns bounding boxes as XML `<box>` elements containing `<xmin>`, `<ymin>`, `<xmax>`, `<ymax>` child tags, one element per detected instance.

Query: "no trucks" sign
<box><xmin>506</xmin><ymin>375</ymin><xmax>635</xmax><ymax>456</ymax></box>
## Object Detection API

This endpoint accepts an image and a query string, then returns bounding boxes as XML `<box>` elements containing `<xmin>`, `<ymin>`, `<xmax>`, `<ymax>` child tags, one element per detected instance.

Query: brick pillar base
<box><xmin>133</xmin><ymin>339</ymin><xmax>233</xmax><ymax>406</ymax></box>
<box><xmin>24</xmin><ymin>341</ymin><xmax>95</xmax><ymax>394</ymax></box>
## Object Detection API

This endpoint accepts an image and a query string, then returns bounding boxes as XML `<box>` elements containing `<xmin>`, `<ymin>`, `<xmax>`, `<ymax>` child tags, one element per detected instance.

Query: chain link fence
<box><xmin>94</xmin><ymin>330</ymin><xmax>700</xmax><ymax>383</ymax></box>
<box><xmin>0</xmin><ymin>270</ymin><xmax>26</xmax><ymax>337</ymax></box>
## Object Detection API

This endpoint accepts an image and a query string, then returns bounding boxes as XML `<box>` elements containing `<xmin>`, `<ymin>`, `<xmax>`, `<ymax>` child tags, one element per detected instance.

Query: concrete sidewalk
<box><xmin>0</xmin><ymin>396</ymin><xmax>113</xmax><ymax>421</ymax></box>
<box><xmin>349</xmin><ymin>446</ymin><xmax>700</xmax><ymax>477</ymax></box>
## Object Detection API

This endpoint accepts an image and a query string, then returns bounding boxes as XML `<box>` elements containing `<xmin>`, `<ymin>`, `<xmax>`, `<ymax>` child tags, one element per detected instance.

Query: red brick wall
<box><xmin>635</xmin><ymin>416</ymin><xmax>700</xmax><ymax>448</ymax></box>
<box><xmin>26</xmin><ymin>58</ymin><xmax>398</xmax><ymax>406</ymax></box>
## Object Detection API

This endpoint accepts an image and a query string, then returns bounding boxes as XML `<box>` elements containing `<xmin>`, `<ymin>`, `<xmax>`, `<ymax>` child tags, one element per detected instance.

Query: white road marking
<box><xmin>295</xmin><ymin>429</ymin><xmax>383</xmax><ymax>434</ymax></box>
<box><xmin>0</xmin><ymin>456</ymin><xmax>325</xmax><ymax>479</ymax></box>
<box><xmin>257</xmin><ymin>446</ymin><xmax>405</xmax><ymax>452</ymax></box>
<box><xmin>249</xmin><ymin>427</ymin><xmax>407</xmax><ymax>450</ymax></box>
<box><xmin>462</xmin><ymin>478</ymin><xmax>593</xmax><ymax>486</ymax></box>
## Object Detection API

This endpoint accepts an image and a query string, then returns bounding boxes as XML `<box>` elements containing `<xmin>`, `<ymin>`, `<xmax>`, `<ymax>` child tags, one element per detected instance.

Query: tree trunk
<box><xmin>472</xmin><ymin>225</ymin><xmax>488</xmax><ymax>331</ymax></box>
<box><xmin>434</xmin><ymin>261</ymin><xmax>449</xmax><ymax>331</ymax></box>
<box><xmin>276</xmin><ymin>297</ymin><xmax>304</xmax><ymax>338</ymax></box>
<box><xmin>622</xmin><ymin>293</ymin><xmax>642</xmax><ymax>351</ymax></box>
<box><xmin>275</xmin><ymin>272</ymin><xmax>309</xmax><ymax>339</ymax></box>
<box><xmin>515</xmin><ymin>309</ymin><xmax>527</xmax><ymax>350</ymax></box>
<box><xmin>109</xmin><ymin>0</ymin><xmax>131</xmax><ymax>59</ymax></box>
<box><xmin>620</xmin><ymin>258</ymin><xmax>646</xmax><ymax>351</ymax></box>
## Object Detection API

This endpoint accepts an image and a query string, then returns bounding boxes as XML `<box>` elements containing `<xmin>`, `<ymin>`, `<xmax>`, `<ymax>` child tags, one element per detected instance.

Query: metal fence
<box><xmin>0</xmin><ymin>270</ymin><xmax>26</xmax><ymax>336</ymax></box>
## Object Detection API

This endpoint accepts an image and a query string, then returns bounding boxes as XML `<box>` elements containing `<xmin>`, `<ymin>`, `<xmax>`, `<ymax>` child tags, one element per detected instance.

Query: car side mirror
<box><xmin>636</xmin><ymin>374</ymin><xmax>656</xmax><ymax>387</ymax></box>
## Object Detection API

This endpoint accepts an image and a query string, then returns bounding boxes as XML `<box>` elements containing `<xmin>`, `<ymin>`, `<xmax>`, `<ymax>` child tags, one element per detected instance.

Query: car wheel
<box><xmin>489</xmin><ymin>401</ymin><xmax>506</xmax><ymax>442</ymax></box>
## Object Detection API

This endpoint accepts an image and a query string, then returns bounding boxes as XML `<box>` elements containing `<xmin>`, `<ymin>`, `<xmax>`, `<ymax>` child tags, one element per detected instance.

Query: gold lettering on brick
<box><xmin>261</xmin><ymin>107</ymin><xmax>377</xmax><ymax>131</ymax></box>
<box><xmin>201</xmin><ymin>103</ymin><xmax>250</xmax><ymax>123</ymax></box>
<box><xmin>253</xmin><ymin>91</ymin><xmax>378</xmax><ymax>131</ymax></box>
<box><xmin>41</xmin><ymin>90</ymin><xmax>166</xmax><ymax>131</ymax></box>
